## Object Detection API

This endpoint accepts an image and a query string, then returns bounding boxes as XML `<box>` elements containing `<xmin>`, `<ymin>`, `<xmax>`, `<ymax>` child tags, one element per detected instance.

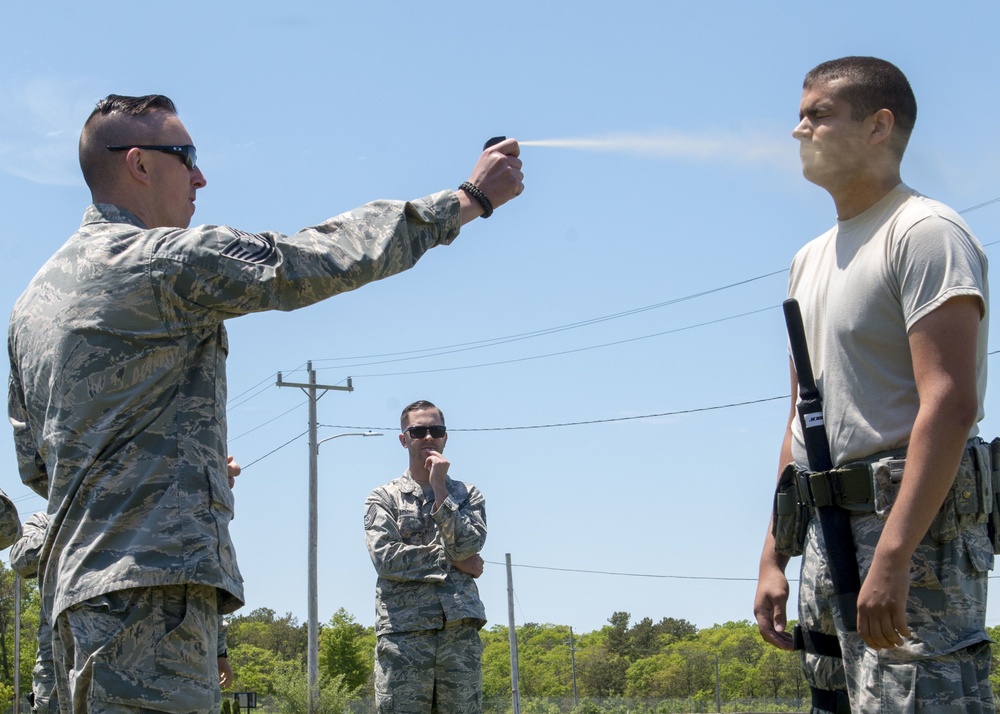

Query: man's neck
<box><xmin>91</xmin><ymin>193</ymin><xmax>155</xmax><ymax>229</ymax></box>
<box><xmin>828</xmin><ymin>172</ymin><xmax>901</xmax><ymax>222</ymax></box>
<box><xmin>408</xmin><ymin>464</ymin><xmax>431</xmax><ymax>485</ymax></box>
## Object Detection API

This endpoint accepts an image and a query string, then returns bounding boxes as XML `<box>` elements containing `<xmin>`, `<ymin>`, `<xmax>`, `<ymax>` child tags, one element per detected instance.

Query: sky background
<box><xmin>3</xmin><ymin>1</ymin><xmax>1000</xmax><ymax>639</ymax></box>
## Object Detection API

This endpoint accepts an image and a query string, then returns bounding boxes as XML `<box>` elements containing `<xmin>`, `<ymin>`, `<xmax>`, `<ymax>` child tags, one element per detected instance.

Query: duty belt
<box><xmin>796</xmin><ymin>464</ymin><xmax>874</xmax><ymax>510</ymax></box>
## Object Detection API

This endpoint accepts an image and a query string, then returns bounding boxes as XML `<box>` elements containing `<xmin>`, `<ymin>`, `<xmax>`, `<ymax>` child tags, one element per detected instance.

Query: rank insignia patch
<box><xmin>221</xmin><ymin>226</ymin><xmax>276</xmax><ymax>264</ymax></box>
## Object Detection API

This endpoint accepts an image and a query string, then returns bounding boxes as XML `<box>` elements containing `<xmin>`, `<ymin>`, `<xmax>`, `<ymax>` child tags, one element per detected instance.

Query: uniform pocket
<box><xmin>772</xmin><ymin>464</ymin><xmax>808</xmax><ymax>557</ymax></box>
<box><xmin>398</xmin><ymin>511</ymin><xmax>424</xmax><ymax>539</ymax></box>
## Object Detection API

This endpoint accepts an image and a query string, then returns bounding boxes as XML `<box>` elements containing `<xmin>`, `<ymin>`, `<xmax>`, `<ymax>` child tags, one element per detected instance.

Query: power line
<box><xmin>230</xmin><ymin>400</ymin><xmax>308</xmax><ymax>442</ymax></box>
<box><xmin>486</xmin><ymin>560</ymin><xmax>1000</xmax><ymax>583</ymax></box>
<box><xmin>229</xmin><ymin>372</ymin><xmax>280</xmax><ymax>404</ymax></box>
<box><xmin>311</xmin><ymin>270</ymin><xmax>789</xmax><ymax>369</ymax></box>
<box><xmin>320</xmin><ymin>394</ymin><xmax>789</xmax><ymax>434</ymax></box>
<box><xmin>241</xmin><ymin>430</ymin><xmax>309</xmax><ymax>470</ymax></box>
<box><xmin>303</xmin><ymin>195</ymin><xmax>999</xmax><ymax>372</ymax></box>
<box><xmin>960</xmin><ymin>197</ymin><xmax>1000</xmax><ymax>215</ymax></box>
<box><xmin>228</xmin><ymin>381</ymin><xmax>278</xmax><ymax>411</ymax></box>
<box><xmin>350</xmin><ymin>306</ymin><xmax>777</xmax><ymax>379</ymax></box>
<box><xmin>226</xmin><ymin>197</ymin><xmax>1000</xmax><ymax>447</ymax></box>
<box><xmin>487</xmin><ymin>560</ymin><xmax>759</xmax><ymax>582</ymax></box>
<box><xmin>241</xmin><ymin>394</ymin><xmax>788</xmax><ymax>471</ymax></box>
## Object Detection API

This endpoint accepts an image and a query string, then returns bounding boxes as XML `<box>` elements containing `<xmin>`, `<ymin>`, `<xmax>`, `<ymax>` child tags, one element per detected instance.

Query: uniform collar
<box><xmin>401</xmin><ymin>470</ymin><xmax>450</xmax><ymax>495</ymax></box>
<box><xmin>83</xmin><ymin>203</ymin><xmax>148</xmax><ymax>229</ymax></box>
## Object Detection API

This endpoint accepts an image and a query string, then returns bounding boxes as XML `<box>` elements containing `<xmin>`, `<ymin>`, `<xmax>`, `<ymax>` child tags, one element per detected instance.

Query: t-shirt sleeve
<box><xmin>892</xmin><ymin>214</ymin><xmax>986</xmax><ymax>330</ymax></box>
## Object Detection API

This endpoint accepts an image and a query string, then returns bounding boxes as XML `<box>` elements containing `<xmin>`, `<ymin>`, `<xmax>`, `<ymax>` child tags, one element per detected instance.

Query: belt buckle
<box><xmin>795</xmin><ymin>469</ymin><xmax>814</xmax><ymax>507</ymax></box>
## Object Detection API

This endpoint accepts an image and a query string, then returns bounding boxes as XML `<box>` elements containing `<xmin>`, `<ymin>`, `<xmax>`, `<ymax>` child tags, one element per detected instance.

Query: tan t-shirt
<box><xmin>788</xmin><ymin>183</ymin><xmax>989</xmax><ymax>467</ymax></box>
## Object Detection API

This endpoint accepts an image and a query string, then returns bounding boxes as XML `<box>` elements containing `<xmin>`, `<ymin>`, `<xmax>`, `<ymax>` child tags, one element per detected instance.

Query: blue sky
<box><xmin>3</xmin><ymin>1</ymin><xmax>1000</xmax><ymax>637</ymax></box>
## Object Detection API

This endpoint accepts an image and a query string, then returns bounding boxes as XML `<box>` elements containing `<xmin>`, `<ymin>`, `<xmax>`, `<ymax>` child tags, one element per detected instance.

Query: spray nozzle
<box><xmin>483</xmin><ymin>136</ymin><xmax>506</xmax><ymax>151</ymax></box>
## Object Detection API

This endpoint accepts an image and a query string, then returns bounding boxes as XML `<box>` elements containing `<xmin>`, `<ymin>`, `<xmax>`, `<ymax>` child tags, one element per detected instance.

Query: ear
<box><xmin>868</xmin><ymin>108</ymin><xmax>895</xmax><ymax>148</ymax></box>
<box><xmin>125</xmin><ymin>148</ymin><xmax>153</xmax><ymax>186</ymax></box>
<box><xmin>398</xmin><ymin>432</ymin><xmax>408</xmax><ymax>448</ymax></box>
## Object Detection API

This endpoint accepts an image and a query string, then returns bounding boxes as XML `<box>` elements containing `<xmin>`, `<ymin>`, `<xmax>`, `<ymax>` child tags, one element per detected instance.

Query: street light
<box><xmin>306</xmin><ymin>431</ymin><xmax>382</xmax><ymax>713</ymax></box>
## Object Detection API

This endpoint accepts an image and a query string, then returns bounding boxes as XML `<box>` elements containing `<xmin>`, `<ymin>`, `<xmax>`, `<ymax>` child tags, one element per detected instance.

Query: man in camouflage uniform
<box><xmin>8</xmin><ymin>94</ymin><xmax>523</xmax><ymax>714</ymax></box>
<box><xmin>10</xmin><ymin>511</ymin><xmax>58</xmax><ymax>713</ymax></box>
<box><xmin>365</xmin><ymin>400</ymin><xmax>487</xmax><ymax>713</ymax></box>
<box><xmin>754</xmin><ymin>57</ymin><xmax>993</xmax><ymax>712</ymax></box>
<box><xmin>10</xmin><ymin>509</ymin><xmax>233</xmax><ymax>713</ymax></box>
<box><xmin>0</xmin><ymin>486</ymin><xmax>19</xmax><ymax>550</ymax></box>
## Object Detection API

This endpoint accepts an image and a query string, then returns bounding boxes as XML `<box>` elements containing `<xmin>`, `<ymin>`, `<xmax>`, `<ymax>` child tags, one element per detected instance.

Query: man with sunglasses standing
<box><xmin>8</xmin><ymin>94</ymin><xmax>522</xmax><ymax>714</ymax></box>
<box><xmin>365</xmin><ymin>400</ymin><xmax>487</xmax><ymax>713</ymax></box>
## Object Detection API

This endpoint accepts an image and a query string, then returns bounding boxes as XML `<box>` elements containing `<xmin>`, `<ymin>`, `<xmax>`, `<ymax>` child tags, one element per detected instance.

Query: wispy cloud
<box><xmin>0</xmin><ymin>76</ymin><xmax>95</xmax><ymax>186</ymax></box>
<box><xmin>520</xmin><ymin>131</ymin><xmax>791</xmax><ymax>166</ymax></box>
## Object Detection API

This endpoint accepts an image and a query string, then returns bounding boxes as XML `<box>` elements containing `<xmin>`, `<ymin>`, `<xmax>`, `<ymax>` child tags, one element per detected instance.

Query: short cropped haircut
<box><xmin>400</xmin><ymin>400</ymin><xmax>444</xmax><ymax>430</ymax></box>
<box><xmin>79</xmin><ymin>94</ymin><xmax>178</xmax><ymax>192</ymax></box>
<box><xmin>804</xmin><ymin>57</ymin><xmax>917</xmax><ymax>159</ymax></box>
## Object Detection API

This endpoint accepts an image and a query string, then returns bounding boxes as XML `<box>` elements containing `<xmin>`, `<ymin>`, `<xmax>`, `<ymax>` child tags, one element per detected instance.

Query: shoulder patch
<box><xmin>364</xmin><ymin>504</ymin><xmax>378</xmax><ymax>530</ymax></box>
<box><xmin>221</xmin><ymin>226</ymin><xmax>276</xmax><ymax>264</ymax></box>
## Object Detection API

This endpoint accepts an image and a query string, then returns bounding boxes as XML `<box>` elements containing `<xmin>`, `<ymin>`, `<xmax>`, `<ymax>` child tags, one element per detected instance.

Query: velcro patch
<box><xmin>221</xmin><ymin>227</ymin><xmax>276</xmax><ymax>264</ymax></box>
<box><xmin>365</xmin><ymin>504</ymin><xmax>378</xmax><ymax>530</ymax></box>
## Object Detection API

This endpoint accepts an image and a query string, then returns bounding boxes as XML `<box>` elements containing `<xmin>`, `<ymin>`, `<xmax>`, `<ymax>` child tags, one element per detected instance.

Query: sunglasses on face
<box><xmin>404</xmin><ymin>425</ymin><xmax>447</xmax><ymax>439</ymax></box>
<box><xmin>106</xmin><ymin>144</ymin><xmax>198</xmax><ymax>170</ymax></box>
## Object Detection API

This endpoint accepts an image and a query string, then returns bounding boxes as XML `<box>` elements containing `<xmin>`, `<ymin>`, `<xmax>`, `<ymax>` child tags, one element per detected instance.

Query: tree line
<box><xmin>4</xmin><ymin>561</ymin><xmax>1000</xmax><ymax>713</ymax></box>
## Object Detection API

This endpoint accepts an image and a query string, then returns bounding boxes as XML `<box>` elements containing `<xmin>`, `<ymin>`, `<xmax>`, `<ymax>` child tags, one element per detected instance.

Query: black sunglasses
<box><xmin>107</xmin><ymin>144</ymin><xmax>198</xmax><ymax>170</ymax></box>
<box><xmin>404</xmin><ymin>425</ymin><xmax>447</xmax><ymax>439</ymax></box>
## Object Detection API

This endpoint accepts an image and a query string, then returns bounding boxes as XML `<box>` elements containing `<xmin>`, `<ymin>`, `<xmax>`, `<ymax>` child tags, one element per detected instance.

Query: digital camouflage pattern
<box><xmin>374</xmin><ymin>624</ymin><xmax>483</xmax><ymax>713</ymax></box>
<box><xmin>10</xmin><ymin>510</ymin><xmax>47</xmax><ymax>579</ymax></box>
<box><xmin>365</xmin><ymin>472</ymin><xmax>487</xmax><ymax>636</ymax></box>
<box><xmin>798</xmin><ymin>501</ymin><xmax>994</xmax><ymax>712</ymax></box>
<box><xmin>9</xmin><ymin>511</ymin><xmax>57</xmax><ymax>713</ymax></box>
<box><xmin>0</xmin><ymin>486</ymin><xmax>20</xmax><ymax>549</ymax></box>
<box><xmin>8</xmin><ymin>193</ymin><xmax>461</xmax><ymax>625</ymax></box>
<box><xmin>365</xmin><ymin>471</ymin><xmax>487</xmax><ymax>711</ymax></box>
<box><xmin>54</xmin><ymin>584</ymin><xmax>218</xmax><ymax>714</ymax></box>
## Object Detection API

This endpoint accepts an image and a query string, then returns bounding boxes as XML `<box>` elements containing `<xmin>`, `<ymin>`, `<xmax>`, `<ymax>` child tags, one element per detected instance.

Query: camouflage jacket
<box><xmin>0</xmin><ymin>487</ymin><xmax>21</xmax><ymax>550</ymax></box>
<box><xmin>9</xmin><ymin>193</ymin><xmax>461</xmax><ymax>620</ymax></box>
<box><xmin>365</xmin><ymin>472</ymin><xmax>487</xmax><ymax>636</ymax></box>
<box><xmin>10</xmin><ymin>510</ymin><xmax>47</xmax><ymax>578</ymax></box>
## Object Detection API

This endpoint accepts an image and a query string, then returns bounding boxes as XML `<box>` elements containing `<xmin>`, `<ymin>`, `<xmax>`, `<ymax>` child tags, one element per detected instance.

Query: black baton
<box><xmin>783</xmin><ymin>298</ymin><xmax>860</xmax><ymax>631</ymax></box>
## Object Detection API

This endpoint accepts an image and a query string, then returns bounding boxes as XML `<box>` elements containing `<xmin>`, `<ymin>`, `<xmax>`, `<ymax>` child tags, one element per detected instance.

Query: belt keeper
<box><xmin>809</xmin><ymin>472</ymin><xmax>834</xmax><ymax>508</ymax></box>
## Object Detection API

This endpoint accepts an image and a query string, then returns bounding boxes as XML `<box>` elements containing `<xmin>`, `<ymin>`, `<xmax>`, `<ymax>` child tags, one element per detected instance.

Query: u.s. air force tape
<box><xmin>221</xmin><ymin>226</ymin><xmax>276</xmax><ymax>264</ymax></box>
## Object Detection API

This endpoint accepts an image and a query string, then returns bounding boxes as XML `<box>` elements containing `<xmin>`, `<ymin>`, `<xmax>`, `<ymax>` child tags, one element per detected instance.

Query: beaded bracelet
<box><xmin>459</xmin><ymin>181</ymin><xmax>494</xmax><ymax>218</ymax></box>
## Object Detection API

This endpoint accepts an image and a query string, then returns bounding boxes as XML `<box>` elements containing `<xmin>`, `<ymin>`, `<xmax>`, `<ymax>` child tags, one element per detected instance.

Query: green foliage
<box><xmin>0</xmin><ymin>560</ymin><xmax>42</xmax><ymax>700</ymax></box>
<box><xmin>483</xmin><ymin>613</ymin><xmax>806</xmax><ymax>709</ymax></box>
<box><xmin>269</xmin><ymin>667</ymin><xmax>355</xmax><ymax>714</ymax></box>
<box><xmin>481</xmin><ymin>625</ymin><xmax>513</xmax><ymax>698</ymax></box>
<box><xmin>989</xmin><ymin>625</ymin><xmax>1000</xmax><ymax>696</ymax></box>
<box><xmin>318</xmin><ymin>607</ymin><xmax>373</xmax><ymax>693</ymax></box>
<box><xmin>1</xmin><ymin>589</ymin><xmax>811</xmax><ymax>711</ymax></box>
<box><xmin>220</xmin><ymin>696</ymin><xmax>233</xmax><ymax>714</ymax></box>
<box><xmin>228</xmin><ymin>643</ymin><xmax>293</xmax><ymax>696</ymax></box>
<box><xmin>228</xmin><ymin>608</ymin><xmax>307</xmax><ymax>664</ymax></box>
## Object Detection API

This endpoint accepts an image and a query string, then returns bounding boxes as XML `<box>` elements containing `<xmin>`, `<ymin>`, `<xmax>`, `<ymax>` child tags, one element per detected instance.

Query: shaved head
<box><xmin>79</xmin><ymin>94</ymin><xmax>178</xmax><ymax>194</ymax></box>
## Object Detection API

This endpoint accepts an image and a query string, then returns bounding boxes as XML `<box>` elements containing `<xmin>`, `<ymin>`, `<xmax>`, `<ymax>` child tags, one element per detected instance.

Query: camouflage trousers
<box><xmin>53</xmin><ymin>584</ymin><xmax>220</xmax><ymax>714</ymax></box>
<box><xmin>374</xmin><ymin>620</ymin><xmax>483</xmax><ymax>713</ymax></box>
<box><xmin>32</xmin><ymin>611</ymin><xmax>58</xmax><ymax>713</ymax></box>
<box><xmin>798</xmin><ymin>514</ymin><xmax>994</xmax><ymax>712</ymax></box>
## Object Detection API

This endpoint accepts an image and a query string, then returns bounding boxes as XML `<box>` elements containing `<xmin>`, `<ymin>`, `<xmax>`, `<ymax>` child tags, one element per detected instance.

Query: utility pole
<box><xmin>568</xmin><ymin>626</ymin><xmax>578</xmax><ymax>708</ymax></box>
<box><xmin>276</xmin><ymin>361</ymin><xmax>353</xmax><ymax>714</ymax></box>
<box><xmin>14</xmin><ymin>575</ymin><xmax>21</xmax><ymax>714</ymax></box>
<box><xmin>506</xmin><ymin>553</ymin><xmax>521</xmax><ymax>714</ymax></box>
<box><xmin>715</xmin><ymin>653</ymin><xmax>722</xmax><ymax>713</ymax></box>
